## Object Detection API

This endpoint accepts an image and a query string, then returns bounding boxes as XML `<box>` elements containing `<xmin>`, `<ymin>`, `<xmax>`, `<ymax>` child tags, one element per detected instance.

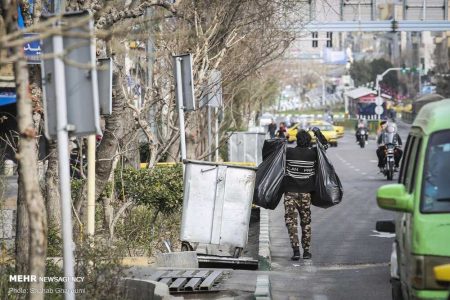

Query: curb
<box><xmin>258</xmin><ymin>208</ymin><xmax>271</xmax><ymax>271</ymax></box>
<box><xmin>254</xmin><ymin>274</ymin><xmax>271</xmax><ymax>300</ymax></box>
<box><xmin>121</xmin><ymin>278</ymin><xmax>182</xmax><ymax>300</ymax></box>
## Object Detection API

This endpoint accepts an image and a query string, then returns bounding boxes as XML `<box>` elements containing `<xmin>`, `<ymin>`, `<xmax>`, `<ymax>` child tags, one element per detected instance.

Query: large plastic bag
<box><xmin>311</xmin><ymin>140</ymin><xmax>343</xmax><ymax>208</ymax></box>
<box><xmin>253</xmin><ymin>139</ymin><xmax>286</xmax><ymax>209</ymax></box>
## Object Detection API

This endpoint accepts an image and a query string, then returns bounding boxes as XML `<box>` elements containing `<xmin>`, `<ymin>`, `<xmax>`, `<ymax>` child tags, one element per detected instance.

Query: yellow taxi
<box><xmin>287</xmin><ymin>122</ymin><xmax>338</xmax><ymax>147</ymax></box>
<box><xmin>309</xmin><ymin>120</ymin><xmax>344</xmax><ymax>139</ymax></box>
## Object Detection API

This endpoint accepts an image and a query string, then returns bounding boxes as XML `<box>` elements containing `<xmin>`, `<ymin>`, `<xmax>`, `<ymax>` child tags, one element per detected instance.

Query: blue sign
<box><xmin>23</xmin><ymin>33</ymin><xmax>41</xmax><ymax>64</ymax></box>
<box><xmin>0</xmin><ymin>92</ymin><xmax>16</xmax><ymax>107</ymax></box>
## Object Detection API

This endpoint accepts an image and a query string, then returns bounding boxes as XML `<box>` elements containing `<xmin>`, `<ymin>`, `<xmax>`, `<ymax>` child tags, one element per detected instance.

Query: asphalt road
<box><xmin>267</xmin><ymin>123</ymin><xmax>410</xmax><ymax>300</ymax></box>
<box><xmin>131</xmin><ymin>122</ymin><xmax>411</xmax><ymax>300</ymax></box>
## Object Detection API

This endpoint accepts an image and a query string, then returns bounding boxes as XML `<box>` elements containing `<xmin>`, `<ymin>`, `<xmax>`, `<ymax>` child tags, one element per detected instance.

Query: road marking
<box><xmin>296</xmin><ymin>262</ymin><xmax>390</xmax><ymax>271</ymax></box>
<box><xmin>361</xmin><ymin>172</ymin><xmax>367</xmax><ymax>175</ymax></box>
<box><xmin>313</xmin><ymin>295</ymin><xmax>328</xmax><ymax>300</ymax></box>
<box><xmin>371</xmin><ymin>230</ymin><xmax>395</xmax><ymax>238</ymax></box>
<box><xmin>370</xmin><ymin>160</ymin><xmax>378</xmax><ymax>163</ymax></box>
<box><xmin>368</xmin><ymin>176</ymin><xmax>375</xmax><ymax>179</ymax></box>
<box><xmin>355</xmin><ymin>169</ymin><xmax>360</xmax><ymax>172</ymax></box>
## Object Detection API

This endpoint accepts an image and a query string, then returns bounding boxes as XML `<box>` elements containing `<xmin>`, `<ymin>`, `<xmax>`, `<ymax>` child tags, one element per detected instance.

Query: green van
<box><xmin>376</xmin><ymin>99</ymin><xmax>450</xmax><ymax>300</ymax></box>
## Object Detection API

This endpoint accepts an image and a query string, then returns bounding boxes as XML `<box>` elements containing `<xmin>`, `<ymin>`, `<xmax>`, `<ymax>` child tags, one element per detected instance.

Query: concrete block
<box><xmin>121</xmin><ymin>278</ymin><xmax>183</xmax><ymax>300</ymax></box>
<box><xmin>254</xmin><ymin>274</ymin><xmax>271</xmax><ymax>299</ymax></box>
<box><xmin>155</xmin><ymin>251</ymin><xmax>198</xmax><ymax>268</ymax></box>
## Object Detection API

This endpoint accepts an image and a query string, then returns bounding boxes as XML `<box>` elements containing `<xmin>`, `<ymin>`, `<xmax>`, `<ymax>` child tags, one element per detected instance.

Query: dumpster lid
<box><xmin>183</xmin><ymin>159</ymin><xmax>257</xmax><ymax>170</ymax></box>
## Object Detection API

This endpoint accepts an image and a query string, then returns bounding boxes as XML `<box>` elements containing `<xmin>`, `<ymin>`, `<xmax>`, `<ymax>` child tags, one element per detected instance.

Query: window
<box><xmin>312</xmin><ymin>32</ymin><xmax>318</xmax><ymax>48</ymax></box>
<box><xmin>316</xmin><ymin>125</ymin><xmax>333</xmax><ymax>131</ymax></box>
<box><xmin>404</xmin><ymin>137</ymin><xmax>421</xmax><ymax>193</ymax></box>
<box><xmin>399</xmin><ymin>135</ymin><xmax>412</xmax><ymax>184</ymax></box>
<box><xmin>326</xmin><ymin>32</ymin><xmax>333</xmax><ymax>48</ymax></box>
<box><xmin>421</xmin><ymin>130</ymin><xmax>450</xmax><ymax>213</ymax></box>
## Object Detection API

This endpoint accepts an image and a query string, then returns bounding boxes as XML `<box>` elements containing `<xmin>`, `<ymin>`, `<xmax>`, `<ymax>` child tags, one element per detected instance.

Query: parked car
<box><xmin>376</xmin><ymin>99</ymin><xmax>450</xmax><ymax>300</ymax></box>
<box><xmin>286</xmin><ymin>122</ymin><xmax>338</xmax><ymax>146</ymax></box>
<box><xmin>309</xmin><ymin>120</ymin><xmax>345</xmax><ymax>139</ymax></box>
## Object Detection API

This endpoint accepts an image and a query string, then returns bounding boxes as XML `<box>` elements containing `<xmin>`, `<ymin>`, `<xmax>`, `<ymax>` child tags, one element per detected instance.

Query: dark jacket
<box><xmin>282</xmin><ymin>146</ymin><xmax>317</xmax><ymax>193</ymax></box>
<box><xmin>268</xmin><ymin>123</ymin><xmax>277</xmax><ymax>134</ymax></box>
<box><xmin>377</xmin><ymin>132</ymin><xmax>402</xmax><ymax>146</ymax></box>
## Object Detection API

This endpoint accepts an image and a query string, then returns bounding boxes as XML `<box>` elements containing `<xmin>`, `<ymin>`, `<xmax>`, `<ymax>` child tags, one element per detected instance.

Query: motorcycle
<box><xmin>383</xmin><ymin>143</ymin><xmax>395</xmax><ymax>180</ymax></box>
<box><xmin>356</xmin><ymin>128</ymin><xmax>368</xmax><ymax>148</ymax></box>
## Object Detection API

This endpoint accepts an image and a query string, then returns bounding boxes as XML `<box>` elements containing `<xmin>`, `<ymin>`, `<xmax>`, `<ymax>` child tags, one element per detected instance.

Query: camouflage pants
<box><xmin>284</xmin><ymin>192</ymin><xmax>312</xmax><ymax>251</ymax></box>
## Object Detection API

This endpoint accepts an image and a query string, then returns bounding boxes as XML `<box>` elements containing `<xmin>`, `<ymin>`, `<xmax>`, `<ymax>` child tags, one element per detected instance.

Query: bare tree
<box><xmin>0</xmin><ymin>2</ymin><xmax>47</xmax><ymax>299</ymax></box>
<box><xmin>1</xmin><ymin>0</ymin><xmax>307</xmax><ymax>245</ymax></box>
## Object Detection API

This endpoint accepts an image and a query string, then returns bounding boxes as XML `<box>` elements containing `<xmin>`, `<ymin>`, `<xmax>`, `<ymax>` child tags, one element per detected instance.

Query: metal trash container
<box><xmin>228</xmin><ymin>132</ymin><xmax>266</xmax><ymax>165</ymax></box>
<box><xmin>180</xmin><ymin>160</ymin><xmax>256</xmax><ymax>257</ymax></box>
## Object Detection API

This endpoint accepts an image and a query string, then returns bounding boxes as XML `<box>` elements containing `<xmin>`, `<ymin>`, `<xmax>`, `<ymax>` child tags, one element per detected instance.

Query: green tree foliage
<box><xmin>436</xmin><ymin>77</ymin><xmax>450</xmax><ymax>97</ymax></box>
<box><xmin>435</xmin><ymin>71</ymin><xmax>450</xmax><ymax>97</ymax></box>
<box><xmin>350</xmin><ymin>58</ymin><xmax>399</xmax><ymax>91</ymax></box>
<box><xmin>115</xmin><ymin>165</ymin><xmax>183</xmax><ymax>215</ymax></box>
<box><xmin>349</xmin><ymin>59</ymin><xmax>372</xmax><ymax>87</ymax></box>
<box><xmin>369</xmin><ymin>58</ymin><xmax>399</xmax><ymax>90</ymax></box>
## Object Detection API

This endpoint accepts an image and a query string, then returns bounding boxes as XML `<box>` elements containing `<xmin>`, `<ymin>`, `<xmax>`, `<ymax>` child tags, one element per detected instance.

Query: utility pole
<box><xmin>321</xmin><ymin>77</ymin><xmax>326</xmax><ymax>107</ymax></box>
<box><xmin>307</xmin><ymin>70</ymin><xmax>326</xmax><ymax>107</ymax></box>
<box><xmin>175</xmin><ymin>57</ymin><xmax>187</xmax><ymax>170</ymax></box>
<box><xmin>375</xmin><ymin>67</ymin><xmax>405</xmax><ymax>97</ymax></box>
<box><xmin>375</xmin><ymin>67</ymin><xmax>408</xmax><ymax>119</ymax></box>
<box><xmin>146</xmin><ymin>8</ymin><xmax>156</xmax><ymax>136</ymax></box>
<box><xmin>86</xmin><ymin>135</ymin><xmax>95</xmax><ymax>237</ymax></box>
<box><xmin>215</xmin><ymin>107</ymin><xmax>219</xmax><ymax>162</ymax></box>
<box><xmin>207</xmin><ymin>105</ymin><xmax>212</xmax><ymax>161</ymax></box>
<box><xmin>52</xmin><ymin>2</ymin><xmax>75</xmax><ymax>299</ymax></box>
<box><xmin>53</xmin><ymin>32</ymin><xmax>76</xmax><ymax>300</ymax></box>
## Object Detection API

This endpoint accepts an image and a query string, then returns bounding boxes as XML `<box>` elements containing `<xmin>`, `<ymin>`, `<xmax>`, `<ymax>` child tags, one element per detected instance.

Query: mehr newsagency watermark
<box><xmin>8</xmin><ymin>275</ymin><xmax>85</xmax><ymax>295</ymax></box>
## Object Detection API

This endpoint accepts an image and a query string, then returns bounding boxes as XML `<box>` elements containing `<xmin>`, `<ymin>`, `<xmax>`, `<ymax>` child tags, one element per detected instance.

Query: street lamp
<box><xmin>375</xmin><ymin>67</ymin><xmax>407</xmax><ymax>119</ymax></box>
<box><xmin>306</xmin><ymin>70</ymin><xmax>326</xmax><ymax>107</ymax></box>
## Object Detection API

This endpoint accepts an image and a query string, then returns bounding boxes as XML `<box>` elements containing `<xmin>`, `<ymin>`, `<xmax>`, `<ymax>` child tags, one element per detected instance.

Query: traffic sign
<box><xmin>24</xmin><ymin>33</ymin><xmax>41</xmax><ymax>64</ymax></box>
<box><xmin>375</xmin><ymin>97</ymin><xmax>383</xmax><ymax>106</ymax></box>
<box><xmin>375</xmin><ymin>106</ymin><xmax>384</xmax><ymax>115</ymax></box>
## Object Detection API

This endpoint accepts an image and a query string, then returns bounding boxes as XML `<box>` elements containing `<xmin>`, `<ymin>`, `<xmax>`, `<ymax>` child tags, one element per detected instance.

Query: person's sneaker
<box><xmin>303</xmin><ymin>251</ymin><xmax>312</xmax><ymax>259</ymax></box>
<box><xmin>291</xmin><ymin>248</ymin><xmax>300</xmax><ymax>261</ymax></box>
<box><xmin>379</xmin><ymin>167</ymin><xmax>384</xmax><ymax>173</ymax></box>
<box><xmin>394</xmin><ymin>167</ymin><xmax>399</xmax><ymax>172</ymax></box>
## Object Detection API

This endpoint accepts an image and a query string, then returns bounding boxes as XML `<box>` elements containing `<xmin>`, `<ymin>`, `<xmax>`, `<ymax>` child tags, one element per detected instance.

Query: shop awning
<box><xmin>0</xmin><ymin>93</ymin><xmax>16</xmax><ymax>106</ymax></box>
<box><xmin>344</xmin><ymin>87</ymin><xmax>376</xmax><ymax>99</ymax></box>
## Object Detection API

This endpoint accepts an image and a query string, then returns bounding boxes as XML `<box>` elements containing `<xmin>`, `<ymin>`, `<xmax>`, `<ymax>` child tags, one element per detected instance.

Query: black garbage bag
<box><xmin>311</xmin><ymin>140</ymin><xmax>343</xmax><ymax>208</ymax></box>
<box><xmin>253</xmin><ymin>139</ymin><xmax>286</xmax><ymax>209</ymax></box>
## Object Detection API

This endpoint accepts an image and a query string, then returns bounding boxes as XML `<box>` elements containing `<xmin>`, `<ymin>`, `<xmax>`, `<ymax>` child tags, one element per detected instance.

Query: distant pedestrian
<box><xmin>282</xmin><ymin>129</ymin><xmax>326</xmax><ymax>260</ymax></box>
<box><xmin>276</xmin><ymin>122</ymin><xmax>287</xmax><ymax>139</ymax></box>
<box><xmin>268</xmin><ymin>119</ymin><xmax>277</xmax><ymax>139</ymax></box>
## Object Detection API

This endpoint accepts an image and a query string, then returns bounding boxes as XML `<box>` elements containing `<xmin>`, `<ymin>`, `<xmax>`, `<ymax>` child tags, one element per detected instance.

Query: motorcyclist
<box><xmin>376</xmin><ymin>123</ymin><xmax>403</xmax><ymax>172</ymax></box>
<box><xmin>355</xmin><ymin>119</ymin><xmax>369</xmax><ymax>143</ymax></box>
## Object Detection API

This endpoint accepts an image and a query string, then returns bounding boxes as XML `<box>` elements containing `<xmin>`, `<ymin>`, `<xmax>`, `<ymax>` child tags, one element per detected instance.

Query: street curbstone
<box><xmin>254</xmin><ymin>274</ymin><xmax>271</xmax><ymax>300</ymax></box>
<box><xmin>258</xmin><ymin>208</ymin><xmax>271</xmax><ymax>271</ymax></box>
<box><xmin>120</xmin><ymin>278</ymin><xmax>182</xmax><ymax>299</ymax></box>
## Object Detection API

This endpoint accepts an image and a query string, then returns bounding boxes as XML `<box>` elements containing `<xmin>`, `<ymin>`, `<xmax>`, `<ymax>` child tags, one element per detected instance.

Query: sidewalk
<box><xmin>267</xmin><ymin>202</ymin><xmax>293</xmax><ymax>269</ymax></box>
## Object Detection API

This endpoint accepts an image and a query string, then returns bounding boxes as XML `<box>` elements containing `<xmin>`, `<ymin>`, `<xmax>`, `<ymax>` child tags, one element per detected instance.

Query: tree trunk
<box><xmin>165</xmin><ymin>137</ymin><xmax>180</xmax><ymax>162</ymax></box>
<box><xmin>45</xmin><ymin>141</ymin><xmax>61</xmax><ymax>232</ymax></box>
<box><xmin>2</xmin><ymin>3</ymin><xmax>47</xmax><ymax>298</ymax></box>
<box><xmin>15</xmin><ymin>175</ymin><xmax>29</xmax><ymax>274</ymax></box>
<box><xmin>94</xmin><ymin>75</ymin><xmax>136</xmax><ymax>200</ymax></box>
<box><xmin>76</xmin><ymin>72</ymin><xmax>136</xmax><ymax>228</ymax></box>
<box><xmin>120</xmin><ymin>116</ymin><xmax>140</xmax><ymax>169</ymax></box>
<box><xmin>101</xmin><ymin>194</ymin><xmax>113</xmax><ymax>232</ymax></box>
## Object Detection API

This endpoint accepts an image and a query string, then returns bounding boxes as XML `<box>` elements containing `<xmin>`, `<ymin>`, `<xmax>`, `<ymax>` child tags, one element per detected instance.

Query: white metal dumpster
<box><xmin>228</xmin><ymin>132</ymin><xmax>267</xmax><ymax>165</ymax></box>
<box><xmin>180</xmin><ymin>160</ymin><xmax>256</xmax><ymax>256</ymax></box>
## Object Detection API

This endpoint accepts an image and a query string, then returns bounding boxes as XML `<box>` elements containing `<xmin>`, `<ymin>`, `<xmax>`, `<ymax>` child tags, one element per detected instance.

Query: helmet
<box><xmin>386</xmin><ymin>124</ymin><xmax>396</xmax><ymax>133</ymax></box>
